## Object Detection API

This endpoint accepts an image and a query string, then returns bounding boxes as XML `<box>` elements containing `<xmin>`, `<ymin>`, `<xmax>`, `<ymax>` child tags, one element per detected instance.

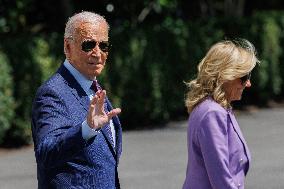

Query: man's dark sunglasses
<box><xmin>81</xmin><ymin>40</ymin><xmax>111</xmax><ymax>53</ymax></box>
<box><xmin>240</xmin><ymin>72</ymin><xmax>251</xmax><ymax>84</ymax></box>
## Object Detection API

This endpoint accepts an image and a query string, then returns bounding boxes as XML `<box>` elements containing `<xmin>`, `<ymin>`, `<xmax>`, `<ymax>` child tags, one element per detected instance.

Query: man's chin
<box><xmin>93</xmin><ymin>70</ymin><xmax>103</xmax><ymax>77</ymax></box>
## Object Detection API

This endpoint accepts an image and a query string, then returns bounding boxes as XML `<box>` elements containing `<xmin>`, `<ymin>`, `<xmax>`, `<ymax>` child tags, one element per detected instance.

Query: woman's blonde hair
<box><xmin>185</xmin><ymin>39</ymin><xmax>259</xmax><ymax>113</ymax></box>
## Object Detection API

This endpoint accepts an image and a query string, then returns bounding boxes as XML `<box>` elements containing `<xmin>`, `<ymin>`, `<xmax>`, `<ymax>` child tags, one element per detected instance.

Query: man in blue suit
<box><xmin>31</xmin><ymin>11</ymin><xmax>122</xmax><ymax>189</ymax></box>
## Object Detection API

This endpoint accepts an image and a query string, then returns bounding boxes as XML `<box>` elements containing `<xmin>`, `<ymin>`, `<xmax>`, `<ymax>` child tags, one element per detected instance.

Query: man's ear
<box><xmin>64</xmin><ymin>38</ymin><xmax>70</xmax><ymax>56</ymax></box>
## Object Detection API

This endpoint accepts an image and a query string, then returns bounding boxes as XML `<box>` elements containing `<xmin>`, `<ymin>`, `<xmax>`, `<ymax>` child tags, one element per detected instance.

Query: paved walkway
<box><xmin>0</xmin><ymin>107</ymin><xmax>284</xmax><ymax>189</ymax></box>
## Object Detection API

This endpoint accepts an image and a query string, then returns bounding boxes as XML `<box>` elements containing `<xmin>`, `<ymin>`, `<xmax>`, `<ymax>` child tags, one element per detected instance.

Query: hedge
<box><xmin>1</xmin><ymin>11</ymin><xmax>284</xmax><ymax>145</ymax></box>
<box><xmin>0</xmin><ymin>51</ymin><xmax>15</xmax><ymax>144</ymax></box>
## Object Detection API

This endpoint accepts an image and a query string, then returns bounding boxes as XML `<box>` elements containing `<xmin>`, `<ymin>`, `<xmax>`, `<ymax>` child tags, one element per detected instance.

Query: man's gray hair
<box><xmin>64</xmin><ymin>11</ymin><xmax>109</xmax><ymax>39</ymax></box>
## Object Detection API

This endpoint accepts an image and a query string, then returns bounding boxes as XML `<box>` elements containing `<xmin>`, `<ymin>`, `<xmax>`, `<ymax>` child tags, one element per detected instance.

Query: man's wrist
<box><xmin>82</xmin><ymin>120</ymin><xmax>100</xmax><ymax>140</ymax></box>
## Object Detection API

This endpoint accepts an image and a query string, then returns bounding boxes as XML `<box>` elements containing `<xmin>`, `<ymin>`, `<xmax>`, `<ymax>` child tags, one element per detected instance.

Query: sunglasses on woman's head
<box><xmin>81</xmin><ymin>40</ymin><xmax>111</xmax><ymax>53</ymax></box>
<box><xmin>240</xmin><ymin>72</ymin><xmax>251</xmax><ymax>84</ymax></box>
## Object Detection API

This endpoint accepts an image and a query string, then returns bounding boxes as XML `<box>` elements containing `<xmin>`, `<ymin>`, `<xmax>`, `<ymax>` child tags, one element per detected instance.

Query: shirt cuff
<box><xmin>82</xmin><ymin>120</ymin><xmax>100</xmax><ymax>140</ymax></box>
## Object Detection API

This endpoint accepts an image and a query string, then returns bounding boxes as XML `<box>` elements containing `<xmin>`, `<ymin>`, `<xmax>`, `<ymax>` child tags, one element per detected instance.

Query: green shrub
<box><xmin>249</xmin><ymin>11</ymin><xmax>283</xmax><ymax>103</ymax></box>
<box><xmin>2</xmin><ymin>11</ymin><xmax>284</xmax><ymax>143</ymax></box>
<box><xmin>105</xmin><ymin>18</ymin><xmax>223</xmax><ymax>128</ymax></box>
<box><xmin>0</xmin><ymin>34</ymin><xmax>61</xmax><ymax>145</ymax></box>
<box><xmin>0</xmin><ymin>51</ymin><xmax>15</xmax><ymax>144</ymax></box>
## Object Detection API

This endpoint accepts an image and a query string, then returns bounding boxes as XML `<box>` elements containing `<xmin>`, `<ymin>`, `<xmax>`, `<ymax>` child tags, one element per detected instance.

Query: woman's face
<box><xmin>223</xmin><ymin>77</ymin><xmax>251</xmax><ymax>103</ymax></box>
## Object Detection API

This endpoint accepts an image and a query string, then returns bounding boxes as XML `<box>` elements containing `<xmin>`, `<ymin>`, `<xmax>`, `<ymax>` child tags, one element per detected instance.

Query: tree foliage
<box><xmin>1</xmin><ymin>0</ymin><xmax>284</xmax><ymax>145</ymax></box>
<box><xmin>0</xmin><ymin>51</ymin><xmax>15</xmax><ymax>144</ymax></box>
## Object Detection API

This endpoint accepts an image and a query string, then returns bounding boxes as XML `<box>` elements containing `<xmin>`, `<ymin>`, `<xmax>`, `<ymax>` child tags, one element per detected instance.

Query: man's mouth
<box><xmin>88</xmin><ymin>62</ymin><xmax>98</xmax><ymax>65</ymax></box>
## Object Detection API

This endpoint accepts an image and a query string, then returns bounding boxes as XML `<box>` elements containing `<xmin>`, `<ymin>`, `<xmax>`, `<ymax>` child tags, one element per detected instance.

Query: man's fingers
<box><xmin>98</xmin><ymin>90</ymin><xmax>106</xmax><ymax>103</ymax></box>
<box><xmin>107</xmin><ymin>108</ymin><xmax>121</xmax><ymax>119</ymax></box>
<box><xmin>89</xmin><ymin>95</ymin><xmax>98</xmax><ymax>111</ymax></box>
<box><xmin>95</xmin><ymin>90</ymin><xmax>106</xmax><ymax>110</ymax></box>
<box><xmin>87</xmin><ymin>95</ymin><xmax>98</xmax><ymax>127</ymax></box>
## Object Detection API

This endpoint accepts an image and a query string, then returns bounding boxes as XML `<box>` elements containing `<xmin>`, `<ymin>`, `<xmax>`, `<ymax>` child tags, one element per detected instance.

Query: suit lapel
<box><xmin>228</xmin><ymin>113</ymin><xmax>246</xmax><ymax>143</ymax></box>
<box><xmin>104</xmin><ymin>97</ymin><xmax>122</xmax><ymax>159</ymax></box>
<box><xmin>114</xmin><ymin>116</ymin><xmax>122</xmax><ymax>158</ymax></box>
<box><xmin>57</xmin><ymin>65</ymin><xmax>89</xmax><ymax>111</ymax></box>
<box><xmin>228</xmin><ymin>112</ymin><xmax>252</xmax><ymax>167</ymax></box>
<box><xmin>96</xmin><ymin>81</ymin><xmax>122</xmax><ymax>158</ymax></box>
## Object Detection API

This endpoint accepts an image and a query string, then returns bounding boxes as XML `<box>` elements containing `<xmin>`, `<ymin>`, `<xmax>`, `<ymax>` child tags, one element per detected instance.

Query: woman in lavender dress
<box><xmin>183</xmin><ymin>39</ymin><xmax>259</xmax><ymax>189</ymax></box>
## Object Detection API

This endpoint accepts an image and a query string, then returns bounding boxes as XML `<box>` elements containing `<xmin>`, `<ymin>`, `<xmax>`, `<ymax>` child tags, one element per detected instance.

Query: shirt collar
<box><xmin>63</xmin><ymin>59</ymin><xmax>95</xmax><ymax>94</ymax></box>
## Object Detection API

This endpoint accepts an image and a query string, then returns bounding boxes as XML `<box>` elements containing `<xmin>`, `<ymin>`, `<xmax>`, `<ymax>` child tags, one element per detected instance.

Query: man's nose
<box><xmin>91</xmin><ymin>43</ymin><xmax>101</xmax><ymax>56</ymax></box>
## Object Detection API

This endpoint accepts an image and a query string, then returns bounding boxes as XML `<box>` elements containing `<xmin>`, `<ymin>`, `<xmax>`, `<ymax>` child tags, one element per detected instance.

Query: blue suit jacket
<box><xmin>31</xmin><ymin>64</ymin><xmax>122</xmax><ymax>189</ymax></box>
<box><xmin>183</xmin><ymin>98</ymin><xmax>251</xmax><ymax>189</ymax></box>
